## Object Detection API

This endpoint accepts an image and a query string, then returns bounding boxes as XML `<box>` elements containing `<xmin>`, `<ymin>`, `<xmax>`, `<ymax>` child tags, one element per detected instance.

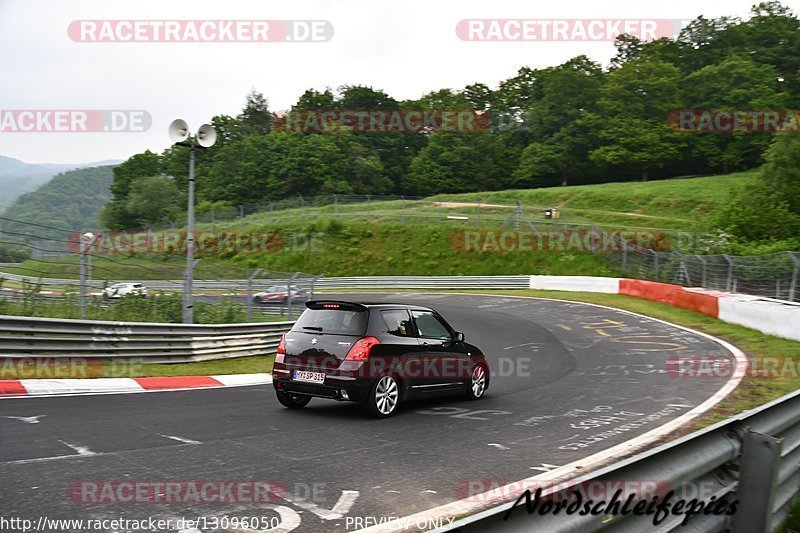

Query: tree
<box><xmin>715</xmin><ymin>181</ymin><xmax>800</xmax><ymax>241</ymax></box>
<box><xmin>590</xmin><ymin>117</ymin><xmax>683</xmax><ymax>181</ymax></box>
<box><xmin>124</xmin><ymin>175</ymin><xmax>180</xmax><ymax>226</ymax></box>
<box><xmin>237</xmin><ymin>89</ymin><xmax>272</xmax><ymax>137</ymax></box>
<box><xmin>109</xmin><ymin>151</ymin><xmax>160</xmax><ymax>200</ymax></box>
<box><xmin>201</xmin><ymin>130</ymin><xmax>391</xmax><ymax>204</ymax></box>
<box><xmin>293</xmin><ymin>88</ymin><xmax>337</xmax><ymax>111</ymax></box>
<box><xmin>404</xmin><ymin>132</ymin><xmax>518</xmax><ymax>195</ymax></box>
<box><xmin>715</xmin><ymin>131</ymin><xmax>800</xmax><ymax>242</ymax></box>
<box><xmin>589</xmin><ymin>57</ymin><xmax>684</xmax><ymax>180</ymax></box>
<box><xmin>102</xmin><ymin>151</ymin><xmax>161</xmax><ymax>229</ymax></box>
<box><xmin>599</xmin><ymin>56</ymin><xmax>682</xmax><ymax>119</ymax></box>
<box><xmin>513</xmin><ymin>142</ymin><xmax>561</xmax><ymax>188</ymax></box>
<box><xmin>513</xmin><ymin>112</ymin><xmax>603</xmax><ymax>187</ymax></box>
<box><xmin>761</xmin><ymin>131</ymin><xmax>800</xmax><ymax>215</ymax></box>
<box><xmin>463</xmin><ymin>83</ymin><xmax>493</xmax><ymax>110</ymax></box>
<box><xmin>681</xmin><ymin>55</ymin><xmax>788</xmax><ymax>171</ymax></box>
<box><xmin>210</xmin><ymin>114</ymin><xmax>242</xmax><ymax>148</ymax></box>
<box><xmin>525</xmin><ymin>55</ymin><xmax>604</xmax><ymax>140</ymax></box>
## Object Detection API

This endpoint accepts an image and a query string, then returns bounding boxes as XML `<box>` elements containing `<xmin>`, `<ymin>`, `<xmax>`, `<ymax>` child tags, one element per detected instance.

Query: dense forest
<box><xmin>102</xmin><ymin>2</ymin><xmax>800</xmax><ymax>237</ymax></box>
<box><xmin>2</xmin><ymin>165</ymin><xmax>114</xmax><ymax>240</ymax></box>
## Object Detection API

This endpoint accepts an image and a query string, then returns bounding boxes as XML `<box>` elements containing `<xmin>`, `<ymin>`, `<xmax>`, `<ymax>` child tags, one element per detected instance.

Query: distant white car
<box><xmin>103</xmin><ymin>282</ymin><xmax>148</xmax><ymax>299</ymax></box>
<box><xmin>253</xmin><ymin>285</ymin><xmax>307</xmax><ymax>304</ymax></box>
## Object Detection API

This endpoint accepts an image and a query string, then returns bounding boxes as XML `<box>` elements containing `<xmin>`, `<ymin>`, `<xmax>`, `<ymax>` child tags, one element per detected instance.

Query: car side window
<box><xmin>411</xmin><ymin>310</ymin><xmax>452</xmax><ymax>340</ymax></box>
<box><xmin>380</xmin><ymin>310</ymin><xmax>414</xmax><ymax>337</ymax></box>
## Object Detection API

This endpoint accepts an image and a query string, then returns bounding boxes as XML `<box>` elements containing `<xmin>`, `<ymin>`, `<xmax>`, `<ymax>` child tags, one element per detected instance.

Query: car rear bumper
<box><xmin>272</xmin><ymin>369</ymin><xmax>372</xmax><ymax>403</ymax></box>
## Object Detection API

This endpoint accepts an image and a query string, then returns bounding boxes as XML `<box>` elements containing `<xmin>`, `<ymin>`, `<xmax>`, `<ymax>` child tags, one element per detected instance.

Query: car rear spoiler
<box><xmin>305</xmin><ymin>300</ymin><xmax>368</xmax><ymax>311</ymax></box>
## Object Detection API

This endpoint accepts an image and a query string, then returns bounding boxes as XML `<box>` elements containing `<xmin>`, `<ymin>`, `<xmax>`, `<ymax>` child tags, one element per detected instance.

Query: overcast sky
<box><xmin>1</xmin><ymin>0</ymin><xmax>796</xmax><ymax>164</ymax></box>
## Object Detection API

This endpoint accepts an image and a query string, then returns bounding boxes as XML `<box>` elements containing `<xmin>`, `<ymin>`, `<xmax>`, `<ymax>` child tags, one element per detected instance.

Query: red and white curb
<box><xmin>0</xmin><ymin>373</ymin><xmax>272</xmax><ymax>398</ymax></box>
<box><xmin>530</xmin><ymin>275</ymin><xmax>800</xmax><ymax>342</ymax></box>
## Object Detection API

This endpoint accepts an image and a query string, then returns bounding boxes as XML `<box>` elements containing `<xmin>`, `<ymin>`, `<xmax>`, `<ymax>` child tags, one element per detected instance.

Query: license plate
<box><xmin>293</xmin><ymin>370</ymin><xmax>325</xmax><ymax>384</ymax></box>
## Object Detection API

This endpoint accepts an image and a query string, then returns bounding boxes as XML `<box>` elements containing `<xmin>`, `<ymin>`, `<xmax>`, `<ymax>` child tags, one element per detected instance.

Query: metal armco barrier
<box><xmin>316</xmin><ymin>275</ymin><xmax>531</xmax><ymax>289</ymax></box>
<box><xmin>0</xmin><ymin>315</ymin><xmax>294</xmax><ymax>363</ymax></box>
<box><xmin>0</xmin><ymin>272</ymin><xmax>532</xmax><ymax>291</ymax></box>
<box><xmin>449</xmin><ymin>388</ymin><xmax>800</xmax><ymax>533</ymax></box>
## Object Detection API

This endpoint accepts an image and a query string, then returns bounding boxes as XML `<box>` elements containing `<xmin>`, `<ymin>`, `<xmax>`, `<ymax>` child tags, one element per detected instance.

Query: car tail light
<box><xmin>275</xmin><ymin>333</ymin><xmax>287</xmax><ymax>364</ymax></box>
<box><xmin>277</xmin><ymin>333</ymin><xmax>287</xmax><ymax>355</ymax></box>
<box><xmin>344</xmin><ymin>336</ymin><xmax>380</xmax><ymax>361</ymax></box>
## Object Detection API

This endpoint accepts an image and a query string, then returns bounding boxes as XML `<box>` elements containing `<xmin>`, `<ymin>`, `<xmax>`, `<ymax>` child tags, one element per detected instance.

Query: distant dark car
<box><xmin>253</xmin><ymin>285</ymin><xmax>307</xmax><ymax>304</ymax></box>
<box><xmin>272</xmin><ymin>300</ymin><xmax>490</xmax><ymax>418</ymax></box>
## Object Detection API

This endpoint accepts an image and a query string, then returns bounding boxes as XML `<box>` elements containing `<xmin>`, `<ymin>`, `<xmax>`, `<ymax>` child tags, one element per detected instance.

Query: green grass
<box><xmin>224</xmin><ymin>172</ymin><xmax>756</xmax><ymax>231</ymax></box>
<box><xmin>127</xmin><ymin>355</ymin><xmax>274</xmax><ymax>377</ymax></box>
<box><xmin>3</xmin><ymin>172</ymin><xmax>759</xmax><ymax>282</ymax></box>
<box><xmin>435</xmin><ymin>171</ymin><xmax>757</xmax><ymax>229</ymax></box>
<box><xmin>8</xmin><ymin>220</ymin><xmax>622</xmax><ymax>279</ymax></box>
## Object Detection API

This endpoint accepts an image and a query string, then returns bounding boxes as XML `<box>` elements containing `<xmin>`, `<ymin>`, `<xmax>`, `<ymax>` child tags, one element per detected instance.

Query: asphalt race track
<box><xmin>0</xmin><ymin>293</ymin><xmax>740</xmax><ymax>533</ymax></box>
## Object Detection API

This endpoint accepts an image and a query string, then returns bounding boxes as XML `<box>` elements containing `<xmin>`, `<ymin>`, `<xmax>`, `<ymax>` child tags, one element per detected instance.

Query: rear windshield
<box><xmin>292</xmin><ymin>308</ymin><xmax>368</xmax><ymax>336</ymax></box>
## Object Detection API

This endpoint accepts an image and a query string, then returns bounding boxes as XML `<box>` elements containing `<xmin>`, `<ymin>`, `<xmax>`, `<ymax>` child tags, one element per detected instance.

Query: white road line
<box><xmin>2</xmin><ymin>453</ymin><xmax>105</xmax><ymax>466</ymax></box>
<box><xmin>156</xmin><ymin>433</ymin><xmax>201</xmax><ymax>445</ymax></box>
<box><xmin>58</xmin><ymin>440</ymin><xmax>95</xmax><ymax>456</ymax></box>
<box><xmin>529</xmin><ymin>463</ymin><xmax>560</xmax><ymax>472</ymax></box>
<box><xmin>0</xmin><ymin>415</ymin><xmax>45</xmax><ymax>424</ymax></box>
<box><xmin>284</xmin><ymin>490</ymin><xmax>359</xmax><ymax>520</ymax></box>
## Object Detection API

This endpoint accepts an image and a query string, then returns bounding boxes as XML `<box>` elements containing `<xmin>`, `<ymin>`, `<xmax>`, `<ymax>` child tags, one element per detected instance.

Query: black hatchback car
<box><xmin>272</xmin><ymin>300</ymin><xmax>490</xmax><ymax>418</ymax></box>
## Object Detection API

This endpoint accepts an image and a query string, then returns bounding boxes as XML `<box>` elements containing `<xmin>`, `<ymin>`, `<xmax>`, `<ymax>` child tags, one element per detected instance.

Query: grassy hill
<box><xmin>0</xmin><ymin>156</ymin><xmax>121</xmax><ymax>211</ymax></box>
<box><xmin>432</xmin><ymin>172</ymin><xmax>756</xmax><ymax>230</ymax></box>
<box><xmin>2</xmin><ymin>165</ymin><xmax>115</xmax><ymax>240</ymax></box>
<box><xmin>4</xmin><ymin>171</ymin><xmax>756</xmax><ymax>280</ymax></box>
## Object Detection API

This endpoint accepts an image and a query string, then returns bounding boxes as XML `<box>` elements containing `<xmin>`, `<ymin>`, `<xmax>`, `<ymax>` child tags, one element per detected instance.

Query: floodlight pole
<box><xmin>169</xmin><ymin>119</ymin><xmax>216</xmax><ymax>324</ymax></box>
<box><xmin>183</xmin><ymin>147</ymin><xmax>196</xmax><ymax>324</ymax></box>
<box><xmin>79</xmin><ymin>246</ymin><xmax>86</xmax><ymax>319</ymax></box>
<box><xmin>247</xmin><ymin>268</ymin><xmax>263</xmax><ymax>322</ymax></box>
<box><xmin>79</xmin><ymin>232</ymin><xmax>96</xmax><ymax>320</ymax></box>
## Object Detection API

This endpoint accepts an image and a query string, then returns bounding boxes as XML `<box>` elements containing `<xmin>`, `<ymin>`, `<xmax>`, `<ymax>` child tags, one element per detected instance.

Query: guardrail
<box><xmin>448</xmin><ymin>387</ymin><xmax>800</xmax><ymax>533</ymax></box>
<box><xmin>0</xmin><ymin>273</ymin><xmax>532</xmax><ymax>291</ymax></box>
<box><xmin>0</xmin><ymin>315</ymin><xmax>294</xmax><ymax>363</ymax></box>
<box><xmin>316</xmin><ymin>276</ymin><xmax>531</xmax><ymax>289</ymax></box>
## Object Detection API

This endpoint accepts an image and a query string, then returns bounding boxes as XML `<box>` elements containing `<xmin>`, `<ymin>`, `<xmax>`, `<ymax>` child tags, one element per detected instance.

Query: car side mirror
<box><xmin>454</xmin><ymin>331</ymin><xmax>465</xmax><ymax>343</ymax></box>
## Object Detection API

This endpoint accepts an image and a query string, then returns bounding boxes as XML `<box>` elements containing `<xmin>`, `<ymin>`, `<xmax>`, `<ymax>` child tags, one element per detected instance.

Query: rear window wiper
<box><xmin>302</xmin><ymin>326</ymin><xmax>323</xmax><ymax>331</ymax></box>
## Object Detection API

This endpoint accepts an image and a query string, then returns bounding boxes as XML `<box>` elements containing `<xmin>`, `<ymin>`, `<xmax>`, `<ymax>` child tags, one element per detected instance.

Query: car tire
<box><xmin>276</xmin><ymin>390</ymin><xmax>311</xmax><ymax>409</ymax></box>
<box><xmin>465</xmin><ymin>364</ymin><xmax>488</xmax><ymax>400</ymax></box>
<box><xmin>362</xmin><ymin>375</ymin><xmax>401</xmax><ymax>418</ymax></box>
